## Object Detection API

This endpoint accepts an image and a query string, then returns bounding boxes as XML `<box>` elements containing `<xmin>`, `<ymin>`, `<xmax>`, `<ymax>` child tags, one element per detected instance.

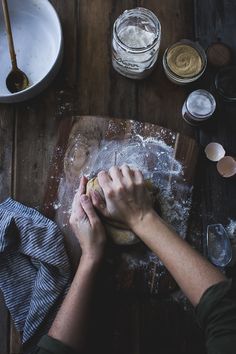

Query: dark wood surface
<box><xmin>0</xmin><ymin>108</ymin><xmax>14</xmax><ymax>354</ymax></box>
<box><xmin>0</xmin><ymin>0</ymin><xmax>235</xmax><ymax>353</ymax></box>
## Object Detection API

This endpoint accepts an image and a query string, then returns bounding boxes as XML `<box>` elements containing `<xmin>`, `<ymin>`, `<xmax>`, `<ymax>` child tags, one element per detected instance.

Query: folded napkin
<box><xmin>0</xmin><ymin>198</ymin><xmax>72</xmax><ymax>352</ymax></box>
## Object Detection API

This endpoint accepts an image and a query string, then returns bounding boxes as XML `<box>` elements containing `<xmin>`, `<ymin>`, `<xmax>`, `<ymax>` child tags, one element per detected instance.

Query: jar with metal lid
<box><xmin>182</xmin><ymin>89</ymin><xmax>216</xmax><ymax>126</ymax></box>
<box><xmin>112</xmin><ymin>8</ymin><xmax>161</xmax><ymax>79</ymax></box>
<box><xmin>163</xmin><ymin>39</ymin><xmax>207</xmax><ymax>85</ymax></box>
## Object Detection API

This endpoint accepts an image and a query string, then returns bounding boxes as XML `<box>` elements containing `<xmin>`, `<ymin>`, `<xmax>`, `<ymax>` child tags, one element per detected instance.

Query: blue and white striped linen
<box><xmin>0</xmin><ymin>198</ymin><xmax>72</xmax><ymax>351</ymax></box>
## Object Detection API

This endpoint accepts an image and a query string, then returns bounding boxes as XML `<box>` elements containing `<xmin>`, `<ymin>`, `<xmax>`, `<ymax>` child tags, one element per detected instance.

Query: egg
<box><xmin>217</xmin><ymin>156</ymin><xmax>236</xmax><ymax>178</ymax></box>
<box><xmin>205</xmin><ymin>142</ymin><xmax>226</xmax><ymax>162</ymax></box>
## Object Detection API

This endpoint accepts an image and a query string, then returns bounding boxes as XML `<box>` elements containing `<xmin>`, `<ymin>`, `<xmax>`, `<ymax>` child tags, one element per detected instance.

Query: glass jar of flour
<box><xmin>112</xmin><ymin>8</ymin><xmax>161</xmax><ymax>79</ymax></box>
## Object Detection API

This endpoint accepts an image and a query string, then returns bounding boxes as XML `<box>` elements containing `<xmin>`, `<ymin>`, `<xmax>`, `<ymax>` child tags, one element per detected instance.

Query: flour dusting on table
<box><xmin>53</xmin><ymin>130</ymin><xmax>193</xmax><ymax>275</ymax></box>
<box><xmin>80</xmin><ymin>135</ymin><xmax>191</xmax><ymax>239</ymax></box>
<box><xmin>226</xmin><ymin>219</ymin><xmax>236</xmax><ymax>240</ymax></box>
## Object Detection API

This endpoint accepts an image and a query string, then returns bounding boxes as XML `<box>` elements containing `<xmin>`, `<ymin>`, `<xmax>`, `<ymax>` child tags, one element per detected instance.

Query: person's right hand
<box><xmin>90</xmin><ymin>165</ymin><xmax>154</xmax><ymax>230</ymax></box>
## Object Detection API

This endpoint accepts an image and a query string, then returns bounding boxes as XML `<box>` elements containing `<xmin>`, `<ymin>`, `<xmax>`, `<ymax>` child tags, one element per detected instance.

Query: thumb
<box><xmin>90</xmin><ymin>191</ymin><xmax>110</xmax><ymax>218</ymax></box>
<box><xmin>80</xmin><ymin>195</ymin><xmax>99</xmax><ymax>225</ymax></box>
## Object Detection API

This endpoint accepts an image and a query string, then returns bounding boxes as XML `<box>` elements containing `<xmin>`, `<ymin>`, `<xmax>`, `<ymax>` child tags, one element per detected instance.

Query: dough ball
<box><xmin>105</xmin><ymin>224</ymin><xmax>139</xmax><ymax>246</ymax></box>
<box><xmin>86</xmin><ymin>176</ymin><xmax>104</xmax><ymax>199</ymax></box>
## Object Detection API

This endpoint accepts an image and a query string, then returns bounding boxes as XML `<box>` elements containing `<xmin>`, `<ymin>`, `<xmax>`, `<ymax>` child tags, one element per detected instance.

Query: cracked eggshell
<box><xmin>205</xmin><ymin>142</ymin><xmax>226</xmax><ymax>162</ymax></box>
<box><xmin>217</xmin><ymin>156</ymin><xmax>236</xmax><ymax>178</ymax></box>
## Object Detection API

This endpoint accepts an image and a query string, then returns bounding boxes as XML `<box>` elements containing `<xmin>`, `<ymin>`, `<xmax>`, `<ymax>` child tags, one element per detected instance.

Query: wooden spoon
<box><xmin>2</xmin><ymin>0</ymin><xmax>29</xmax><ymax>93</ymax></box>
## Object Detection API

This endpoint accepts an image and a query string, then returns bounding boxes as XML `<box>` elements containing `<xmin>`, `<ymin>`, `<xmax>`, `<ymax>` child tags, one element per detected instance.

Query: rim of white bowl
<box><xmin>1</xmin><ymin>0</ymin><xmax>63</xmax><ymax>100</ymax></box>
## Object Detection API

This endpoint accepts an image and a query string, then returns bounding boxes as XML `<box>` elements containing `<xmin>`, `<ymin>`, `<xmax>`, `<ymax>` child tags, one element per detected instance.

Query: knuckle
<box><xmin>134</xmin><ymin>168</ymin><xmax>142</xmax><ymax>176</ymax></box>
<box><xmin>69</xmin><ymin>219</ymin><xmax>77</xmax><ymax>232</ymax></box>
<box><xmin>135</xmin><ymin>180</ymin><xmax>144</xmax><ymax>187</ymax></box>
<box><xmin>81</xmin><ymin>196</ymin><xmax>92</xmax><ymax>208</ymax></box>
<box><xmin>98</xmin><ymin>171</ymin><xmax>107</xmax><ymax>181</ymax></box>
<box><xmin>91</xmin><ymin>218</ymin><xmax>100</xmax><ymax>229</ymax></box>
<box><xmin>126</xmin><ymin>182</ymin><xmax>134</xmax><ymax>190</ymax></box>
<box><xmin>93</xmin><ymin>197</ymin><xmax>100</xmax><ymax>206</ymax></box>
<box><xmin>109</xmin><ymin>166</ymin><xmax>118</xmax><ymax>174</ymax></box>
<box><xmin>106</xmin><ymin>188</ymin><xmax>114</xmax><ymax>198</ymax></box>
<box><xmin>98</xmin><ymin>170</ymin><xmax>105</xmax><ymax>177</ymax></box>
<box><xmin>95</xmin><ymin>199</ymin><xmax>104</xmax><ymax>210</ymax></box>
<box><xmin>69</xmin><ymin>215</ymin><xmax>75</xmax><ymax>225</ymax></box>
<box><xmin>116</xmin><ymin>185</ymin><xmax>125</xmax><ymax>193</ymax></box>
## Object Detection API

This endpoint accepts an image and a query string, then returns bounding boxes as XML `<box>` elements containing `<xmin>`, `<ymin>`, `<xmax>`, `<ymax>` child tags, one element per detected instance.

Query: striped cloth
<box><xmin>0</xmin><ymin>198</ymin><xmax>72</xmax><ymax>353</ymax></box>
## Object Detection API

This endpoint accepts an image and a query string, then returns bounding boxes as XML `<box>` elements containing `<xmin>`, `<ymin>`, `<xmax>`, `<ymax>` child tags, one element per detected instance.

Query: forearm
<box><xmin>48</xmin><ymin>256</ymin><xmax>100</xmax><ymax>352</ymax></box>
<box><xmin>133</xmin><ymin>211</ymin><xmax>226</xmax><ymax>306</ymax></box>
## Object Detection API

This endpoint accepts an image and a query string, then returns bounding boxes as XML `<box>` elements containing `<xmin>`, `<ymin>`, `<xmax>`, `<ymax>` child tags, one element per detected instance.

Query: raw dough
<box><xmin>86</xmin><ymin>177</ymin><xmax>157</xmax><ymax>245</ymax></box>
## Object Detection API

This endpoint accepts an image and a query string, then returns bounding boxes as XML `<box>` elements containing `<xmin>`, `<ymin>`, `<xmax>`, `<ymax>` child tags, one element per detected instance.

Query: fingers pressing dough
<box><xmin>86</xmin><ymin>176</ymin><xmax>158</xmax><ymax>246</ymax></box>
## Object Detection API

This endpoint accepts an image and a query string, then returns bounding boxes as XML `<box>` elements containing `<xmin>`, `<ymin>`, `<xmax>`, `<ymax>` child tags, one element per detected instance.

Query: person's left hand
<box><xmin>69</xmin><ymin>176</ymin><xmax>106</xmax><ymax>264</ymax></box>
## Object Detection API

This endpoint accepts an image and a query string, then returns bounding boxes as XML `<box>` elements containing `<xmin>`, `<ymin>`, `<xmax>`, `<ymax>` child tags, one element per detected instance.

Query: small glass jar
<box><xmin>182</xmin><ymin>89</ymin><xmax>216</xmax><ymax>126</ymax></box>
<box><xmin>214</xmin><ymin>66</ymin><xmax>236</xmax><ymax>103</ymax></box>
<box><xmin>112</xmin><ymin>8</ymin><xmax>161</xmax><ymax>79</ymax></box>
<box><xmin>163</xmin><ymin>39</ymin><xmax>207</xmax><ymax>85</ymax></box>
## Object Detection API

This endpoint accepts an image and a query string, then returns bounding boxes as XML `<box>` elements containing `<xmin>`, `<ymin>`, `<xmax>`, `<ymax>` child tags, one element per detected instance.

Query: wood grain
<box><xmin>194</xmin><ymin>0</ymin><xmax>236</xmax><ymax>55</ymax></box>
<box><xmin>0</xmin><ymin>106</ymin><xmax>14</xmax><ymax>354</ymax></box>
<box><xmin>10</xmin><ymin>321</ymin><xmax>21</xmax><ymax>354</ymax></box>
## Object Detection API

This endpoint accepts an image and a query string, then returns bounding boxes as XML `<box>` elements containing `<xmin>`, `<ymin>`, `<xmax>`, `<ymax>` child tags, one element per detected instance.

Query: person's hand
<box><xmin>69</xmin><ymin>176</ymin><xmax>106</xmax><ymax>264</ymax></box>
<box><xmin>90</xmin><ymin>165</ymin><xmax>154</xmax><ymax>230</ymax></box>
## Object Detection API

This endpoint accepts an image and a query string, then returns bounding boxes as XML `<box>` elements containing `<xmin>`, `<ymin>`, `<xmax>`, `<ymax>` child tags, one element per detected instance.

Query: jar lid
<box><xmin>207</xmin><ymin>42</ymin><xmax>232</xmax><ymax>67</ymax></box>
<box><xmin>186</xmin><ymin>89</ymin><xmax>216</xmax><ymax>118</ymax></box>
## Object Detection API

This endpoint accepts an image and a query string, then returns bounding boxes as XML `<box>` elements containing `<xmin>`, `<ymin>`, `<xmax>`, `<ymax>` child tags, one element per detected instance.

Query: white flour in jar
<box><xmin>118</xmin><ymin>25</ymin><xmax>156</xmax><ymax>48</ymax></box>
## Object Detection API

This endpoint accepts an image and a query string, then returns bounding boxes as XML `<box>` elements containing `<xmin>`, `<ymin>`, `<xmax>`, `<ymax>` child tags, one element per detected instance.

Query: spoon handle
<box><xmin>2</xmin><ymin>0</ymin><xmax>17</xmax><ymax>70</ymax></box>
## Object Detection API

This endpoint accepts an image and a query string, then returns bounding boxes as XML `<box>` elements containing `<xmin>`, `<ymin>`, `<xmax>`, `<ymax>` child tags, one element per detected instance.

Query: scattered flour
<box><xmin>81</xmin><ymin>135</ymin><xmax>191</xmax><ymax>240</ymax></box>
<box><xmin>55</xmin><ymin>133</ymin><xmax>193</xmax><ymax>276</ymax></box>
<box><xmin>226</xmin><ymin>219</ymin><xmax>236</xmax><ymax>265</ymax></box>
<box><xmin>52</xmin><ymin>201</ymin><xmax>61</xmax><ymax>210</ymax></box>
<box><xmin>226</xmin><ymin>219</ymin><xmax>236</xmax><ymax>240</ymax></box>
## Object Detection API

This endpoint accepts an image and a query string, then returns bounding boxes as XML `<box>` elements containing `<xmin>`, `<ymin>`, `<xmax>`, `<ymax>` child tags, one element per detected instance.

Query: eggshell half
<box><xmin>205</xmin><ymin>142</ymin><xmax>226</xmax><ymax>162</ymax></box>
<box><xmin>217</xmin><ymin>156</ymin><xmax>236</xmax><ymax>178</ymax></box>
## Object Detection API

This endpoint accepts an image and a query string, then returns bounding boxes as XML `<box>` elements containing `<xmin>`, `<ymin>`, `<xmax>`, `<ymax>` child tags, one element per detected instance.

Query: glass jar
<box><xmin>214</xmin><ymin>66</ymin><xmax>236</xmax><ymax>102</ymax></box>
<box><xmin>182</xmin><ymin>89</ymin><xmax>216</xmax><ymax>126</ymax></box>
<box><xmin>163</xmin><ymin>39</ymin><xmax>207</xmax><ymax>85</ymax></box>
<box><xmin>112</xmin><ymin>8</ymin><xmax>161</xmax><ymax>79</ymax></box>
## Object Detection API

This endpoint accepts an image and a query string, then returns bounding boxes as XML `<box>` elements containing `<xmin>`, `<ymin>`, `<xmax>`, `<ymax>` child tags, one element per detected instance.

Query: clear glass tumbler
<box><xmin>207</xmin><ymin>224</ymin><xmax>232</xmax><ymax>267</ymax></box>
<box><xmin>112</xmin><ymin>8</ymin><xmax>161</xmax><ymax>79</ymax></box>
<box><xmin>214</xmin><ymin>66</ymin><xmax>236</xmax><ymax>102</ymax></box>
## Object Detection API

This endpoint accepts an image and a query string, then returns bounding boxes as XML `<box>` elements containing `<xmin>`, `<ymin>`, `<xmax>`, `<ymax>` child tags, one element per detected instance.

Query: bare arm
<box><xmin>132</xmin><ymin>210</ymin><xmax>226</xmax><ymax>306</ymax></box>
<box><xmin>48</xmin><ymin>177</ymin><xmax>106</xmax><ymax>352</ymax></box>
<box><xmin>91</xmin><ymin>165</ymin><xmax>226</xmax><ymax>307</ymax></box>
<box><xmin>48</xmin><ymin>255</ymin><xmax>101</xmax><ymax>351</ymax></box>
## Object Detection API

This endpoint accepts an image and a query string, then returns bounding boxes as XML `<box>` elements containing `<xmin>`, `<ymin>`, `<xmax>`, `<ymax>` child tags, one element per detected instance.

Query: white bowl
<box><xmin>0</xmin><ymin>0</ymin><xmax>63</xmax><ymax>103</ymax></box>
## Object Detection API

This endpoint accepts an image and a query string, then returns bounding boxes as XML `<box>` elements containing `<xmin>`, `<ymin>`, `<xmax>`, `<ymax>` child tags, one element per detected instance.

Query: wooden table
<box><xmin>0</xmin><ymin>1</ymin><xmax>236</xmax><ymax>353</ymax></box>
